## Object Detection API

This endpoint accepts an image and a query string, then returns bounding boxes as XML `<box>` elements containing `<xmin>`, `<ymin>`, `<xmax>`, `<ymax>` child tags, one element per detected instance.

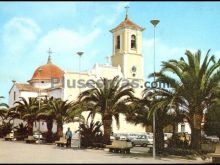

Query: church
<box><xmin>8</xmin><ymin>13</ymin><xmax>158</xmax><ymax>134</ymax></box>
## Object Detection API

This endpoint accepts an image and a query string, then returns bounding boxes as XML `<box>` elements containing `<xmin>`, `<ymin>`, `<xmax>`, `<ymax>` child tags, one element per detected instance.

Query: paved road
<box><xmin>0</xmin><ymin>139</ymin><xmax>211</xmax><ymax>163</ymax></box>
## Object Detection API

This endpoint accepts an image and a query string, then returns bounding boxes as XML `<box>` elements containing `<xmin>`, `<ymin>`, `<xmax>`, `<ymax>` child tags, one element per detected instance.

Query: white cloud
<box><xmin>33</xmin><ymin>27</ymin><xmax>101</xmax><ymax>63</ymax></box>
<box><xmin>91</xmin><ymin>2</ymin><xmax>130</xmax><ymax>28</ymax></box>
<box><xmin>106</xmin><ymin>2</ymin><xmax>130</xmax><ymax>26</ymax></box>
<box><xmin>2</xmin><ymin>17</ymin><xmax>41</xmax><ymax>59</ymax></box>
<box><xmin>143</xmin><ymin>38</ymin><xmax>194</xmax><ymax>78</ymax></box>
<box><xmin>143</xmin><ymin>38</ymin><xmax>185</xmax><ymax>61</ymax></box>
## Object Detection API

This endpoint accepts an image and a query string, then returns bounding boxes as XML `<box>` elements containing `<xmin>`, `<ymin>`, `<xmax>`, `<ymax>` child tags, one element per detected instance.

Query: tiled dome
<box><xmin>31</xmin><ymin>56</ymin><xmax>64</xmax><ymax>81</ymax></box>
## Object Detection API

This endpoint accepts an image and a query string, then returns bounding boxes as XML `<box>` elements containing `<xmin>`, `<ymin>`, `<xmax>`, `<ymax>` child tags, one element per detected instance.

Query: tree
<box><xmin>125</xmin><ymin>93</ymin><xmax>185</xmax><ymax>152</ymax></box>
<box><xmin>79</xmin><ymin>76</ymin><xmax>134</xmax><ymax>144</ymax></box>
<box><xmin>76</xmin><ymin>120</ymin><xmax>103</xmax><ymax>148</ymax></box>
<box><xmin>14</xmin><ymin>97</ymin><xmax>39</xmax><ymax>136</ymax></box>
<box><xmin>152</xmin><ymin>50</ymin><xmax>220</xmax><ymax>151</ymax></box>
<box><xmin>43</xmin><ymin>98</ymin><xmax>73</xmax><ymax>138</ymax></box>
<box><xmin>0</xmin><ymin>96</ymin><xmax>9</xmax><ymax>123</ymax></box>
<box><xmin>203</xmin><ymin>99</ymin><xmax>220</xmax><ymax>139</ymax></box>
<box><xmin>37</xmin><ymin>96</ymin><xmax>55</xmax><ymax>142</ymax></box>
<box><xmin>37</xmin><ymin>97</ymin><xmax>83</xmax><ymax>140</ymax></box>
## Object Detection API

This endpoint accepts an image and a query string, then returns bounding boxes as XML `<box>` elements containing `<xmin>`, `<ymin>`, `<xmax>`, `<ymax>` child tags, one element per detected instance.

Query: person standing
<box><xmin>65</xmin><ymin>127</ymin><xmax>72</xmax><ymax>148</ymax></box>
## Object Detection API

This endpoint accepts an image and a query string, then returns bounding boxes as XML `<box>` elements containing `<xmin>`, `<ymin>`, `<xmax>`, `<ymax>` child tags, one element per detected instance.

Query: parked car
<box><xmin>33</xmin><ymin>131</ymin><xmax>43</xmax><ymax>140</ymax></box>
<box><xmin>110</xmin><ymin>135</ymin><xmax>115</xmax><ymax>142</ymax></box>
<box><xmin>126</xmin><ymin>133</ymin><xmax>139</xmax><ymax>141</ymax></box>
<box><xmin>204</xmin><ymin>135</ymin><xmax>219</xmax><ymax>143</ymax></box>
<box><xmin>131</xmin><ymin>134</ymin><xmax>153</xmax><ymax>147</ymax></box>
<box><xmin>114</xmin><ymin>133</ymin><xmax>128</xmax><ymax>141</ymax></box>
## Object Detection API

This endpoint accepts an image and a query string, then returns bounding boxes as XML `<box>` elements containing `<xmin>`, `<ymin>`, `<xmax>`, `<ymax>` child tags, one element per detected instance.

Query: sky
<box><xmin>0</xmin><ymin>1</ymin><xmax>220</xmax><ymax>103</ymax></box>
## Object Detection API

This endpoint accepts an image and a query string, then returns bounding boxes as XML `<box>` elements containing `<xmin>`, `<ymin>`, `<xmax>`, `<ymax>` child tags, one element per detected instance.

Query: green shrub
<box><xmin>76</xmin><ymin>121</ymin><xmax>104</xmax><ymax>148</ymax></box>
<box><xmin>167</xmin><ymin>133</ymin><xmax>190</xmax><ymax>149</ymax></box>
<box><xmin>0</xmin><ymin>123</ymin><xmax>13</xmax><ymax>137</ymax></box>
<box><xmin>163</xmin><ymin>148</ymin><xmax>198</xmax><ymax>157</ymax></box>
<box><xmin>41</xmin><ymin>132</ymin><xmax>57</xmax><ymax>143</ymax></box>
<box><xmin>14</xmin><ymin>123</ymin><xmax>28</xmax><ymax>136</ymax></box>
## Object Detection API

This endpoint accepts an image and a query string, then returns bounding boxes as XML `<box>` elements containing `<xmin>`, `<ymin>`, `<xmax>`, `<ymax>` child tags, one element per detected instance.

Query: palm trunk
<box><xmin>102</xmin><ymin>116</ymin><xmax>112</xmax><ymax>145</ymax></box>
<box><xmin>46</xmin><ymin>119</ymin><xmax>53</xmax><ymax>142</ymax></box>
<box><xmin>56</xmin><ymin>121</ymin><xmax>63</xmax><ymax>139</ymax></box>
<box><xmin>155</xmin><ymin>121</ymin><xmax>164</xmax><ymax>153</ymax></box>
<box><xmin>172</xmin><ymin>123</ymin><xmax>177</xmax><ymax>135</ymax></box>
<box><xmin>190</xmin><ymin>114</ymin><xmax>202</xmax><ymax>151</ymax></box>
<box><xmin>27</xmin><ymin>120</ymin><xmax>34</xmax><ymax>136</ymax></box>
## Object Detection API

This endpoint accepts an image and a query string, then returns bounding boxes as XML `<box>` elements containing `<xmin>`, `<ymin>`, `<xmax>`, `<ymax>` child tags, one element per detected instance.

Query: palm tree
<box><xmin>152</xmin><ymin>49</ymin><xmax>220</xmax><ymax>151</ymax></box>
<box><xmin>37</xmin><ymin>96</ymin><xmax>55</xmax><ymax>141</ymax></box>
<box><xmin>125</xmin><ymin>94</ymin><xmax>185</xmax><ymax>152</ymax></box>
<box><xmin>0</xmin><ymin>96</ymin><xmax>9</xmax><ymax>123</ymax></box>
<box><xmin>37</xmin><ymin>97</ymin><xmax>83</xmax><ymax>140</ymax></box>
<box><xmin>14</xmin><ymin>97</ymin><xmax>39</xmax><ymax>135</ymax></box>
<box><xmin>43</xmin><ymin>98</ymin><xmax>73</xmax><ymax>138</ymax></box>
<box><xmin>79</xmin><ymin>76</ymin><xmax>134</xmax><ymax>144</ymax></box>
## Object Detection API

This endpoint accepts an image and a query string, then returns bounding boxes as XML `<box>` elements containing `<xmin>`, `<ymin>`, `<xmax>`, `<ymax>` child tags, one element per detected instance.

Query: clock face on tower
<box><xmin>131</xmin><ymin>66</ymin><xmax>137</xmax><ymax>77</ymax></box>
<box><xmin>131</xmin><ymin>66</ymin><xmax>137</xmax><ymax>73</ymax></box>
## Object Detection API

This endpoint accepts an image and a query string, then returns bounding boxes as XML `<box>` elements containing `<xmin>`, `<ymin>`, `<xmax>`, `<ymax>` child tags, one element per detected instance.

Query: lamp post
<box><xmin>76</xmin><ymin>51</ymin><xmax>83</xmax><ymax>149</ymax></box>
<box><xmin>77</xmin><ymin>52</ymin><xmax>84</xmax><ymax>94</ymax></box>
<box><xmin>150</xmin><ymin>19</ymin><xmax>160</xmax><ymax>159</ymax></box>
<box><xmin>38</xmin><ymin>68</ymin><xmax>43</xmax><ymax>132</ymax></box>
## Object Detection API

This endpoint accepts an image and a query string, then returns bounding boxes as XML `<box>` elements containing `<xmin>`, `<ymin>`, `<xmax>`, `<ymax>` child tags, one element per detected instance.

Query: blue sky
<box><xmin>0</xmin><ymin>1</ymin><xmax>220</xmax><ymax>103</ymax></box>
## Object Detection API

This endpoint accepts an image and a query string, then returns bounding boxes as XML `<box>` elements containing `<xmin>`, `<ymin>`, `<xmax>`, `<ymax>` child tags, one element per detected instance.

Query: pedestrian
<box><xmin>65</xmin><ymin>127</ymin><xmax>72</xmax><ymax>148</ymax></box>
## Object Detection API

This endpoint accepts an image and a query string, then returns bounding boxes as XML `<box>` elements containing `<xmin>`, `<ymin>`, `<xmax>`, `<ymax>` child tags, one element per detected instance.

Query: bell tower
<box><xmin>110</xmin><ymin>11</ymin><xmax>145</xmax><ymax>81</ymax></box>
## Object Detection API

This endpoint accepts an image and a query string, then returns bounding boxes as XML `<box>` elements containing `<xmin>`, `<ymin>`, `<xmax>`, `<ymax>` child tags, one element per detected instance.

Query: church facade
<box><xmin>8</xmin><ymin>14</ymin><xmax>152</xmax><ymax>134</ymax></box>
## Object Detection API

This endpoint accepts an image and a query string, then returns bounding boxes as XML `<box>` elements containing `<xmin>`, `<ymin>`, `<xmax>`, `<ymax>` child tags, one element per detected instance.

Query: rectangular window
<box><xmin>116</xmin><ymin>35</ymin><xmax>120</xmax><ymax>49</ymax></box>
<box><xmin>181</xmin><ymin>124</ymin><xmax>185</xmax><ymax>132</ymax></box>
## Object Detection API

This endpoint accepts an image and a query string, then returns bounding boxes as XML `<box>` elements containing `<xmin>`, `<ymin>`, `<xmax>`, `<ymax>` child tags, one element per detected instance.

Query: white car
<box><xmin>205</xmin><ymin>135</ymin><xmax>219</xmax><ymax>143</ymax></box>
<box><xmin>110</xmin><ymin>135</ymin><xmax>115</xmax><ymax>141</ymax></box>
<box><xmin>114</xmin><ymin>133</ymin><xmax>128</xmax><ymax>140</ymax></box>
<box><xmin>126</xmin><ymin>133</ymin><xmax>139</xmax><ymax>141</ymax></box>
<box><xmin>33</xmin><ymin>132</ymin><xmax>43</xmax><ymax>139</ymax></box>
<box><xmin>131</xmin><ymin>134</ymin><xmax>153</xmax><ymax>147</ymax></box>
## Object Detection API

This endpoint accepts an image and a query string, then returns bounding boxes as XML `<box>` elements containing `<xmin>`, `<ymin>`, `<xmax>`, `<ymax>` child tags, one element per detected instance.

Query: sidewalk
<box><xmin>0</xmin><ymin>139</ymin><xmax>212</xmax><ymax>163</ymax></box>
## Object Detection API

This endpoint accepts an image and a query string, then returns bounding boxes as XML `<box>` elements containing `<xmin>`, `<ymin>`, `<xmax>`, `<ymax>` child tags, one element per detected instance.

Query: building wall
<box><xmin>177</xmin><ymin>122</ymin><xmax>191</xmax><ymax>134</ymax></box>
<box><xmin>48</xmin><ymin>88</ymin><xmax>63</xmax><ymax>99</ymax></box>
<box><xmin>9</xmin><ymin>85</ymin><xmax>20</xmax><ymax>107</ymax></box>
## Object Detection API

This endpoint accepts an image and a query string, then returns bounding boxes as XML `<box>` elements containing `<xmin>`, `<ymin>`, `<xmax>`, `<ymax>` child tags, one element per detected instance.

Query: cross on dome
<box><xmin>47</xmin><ymin>48</ymin><xmax>53</xmax><ymax>64</ymax></box>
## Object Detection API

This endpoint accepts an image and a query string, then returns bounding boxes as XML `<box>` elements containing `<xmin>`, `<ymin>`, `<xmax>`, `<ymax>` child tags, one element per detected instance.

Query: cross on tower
<box><xmin>125</xmin><ymin>6</ymin><xmax>129</xmax><ymax>19</ymax></box>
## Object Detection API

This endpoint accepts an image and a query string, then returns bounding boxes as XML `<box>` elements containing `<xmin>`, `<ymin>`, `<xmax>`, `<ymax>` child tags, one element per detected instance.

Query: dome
<box><xmin>30</xmin><ymin>55</ymin><xmax>64</xmax><ymax>81</ymax></box>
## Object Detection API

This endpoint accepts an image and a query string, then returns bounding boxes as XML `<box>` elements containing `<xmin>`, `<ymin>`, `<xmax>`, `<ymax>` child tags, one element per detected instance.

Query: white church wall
<box><xmin>63</xmin><ymin>72</ymin><xmax>91</xmax><ymax>101</ymax></box>
<box><xmin>33</xmin><ymin>121</ymin><xmax>57</xmax><ymax>133</ymax></box>
<box><xmin>48</xmin><ymin>88</ymin><xmax>63</xmax><ymax>99</ymax></box>
<box><xmin>20</xmin><ymin>91</ymin><xmax>38</xmax><ymax>101</ymax></box>
<box><xmin>31</xmin><ymin>82</ymin><xmax>52</xmax><ymax>89</ymax></box>
<box><xmin>90</xmin><ymin>64</ymin><xmax>123</xmax><ymax>79</ymax></box>
<box><xmin>9</xmin><ymin>85</ymin><xmax>20</xmax><ymax>107</ymax></box>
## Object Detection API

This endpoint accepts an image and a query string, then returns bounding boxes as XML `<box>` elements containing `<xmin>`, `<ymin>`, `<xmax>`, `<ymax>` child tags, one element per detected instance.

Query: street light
<box><xmin>38</xmin><ymin>68</ymin><xmax>43</xmax><ymax>132</ymax></box>
<box><xmin>77</xmin><ymin>51</ymin><xmax>84</xmax><ymax>94</ymax></box>
<box><xmin>150</xmin><ymin>19</ymin><xmax>160</xmax><ymax>159</ymax></box>
<box><xmin>76</xmin><ymin>51</ymin><xmax>84</xmax><ymax>149</ymax></box>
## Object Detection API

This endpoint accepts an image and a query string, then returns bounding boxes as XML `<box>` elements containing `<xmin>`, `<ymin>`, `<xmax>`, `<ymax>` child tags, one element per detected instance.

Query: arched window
<box><xmin>116</xmin><ymin>35</ymin><xmax>120</xmax><ymax>49</ymax></box>
<box><xmin>131</xmin><ymin>35</ymin><xmax>136</xmax><ymax>49</ymax></box>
